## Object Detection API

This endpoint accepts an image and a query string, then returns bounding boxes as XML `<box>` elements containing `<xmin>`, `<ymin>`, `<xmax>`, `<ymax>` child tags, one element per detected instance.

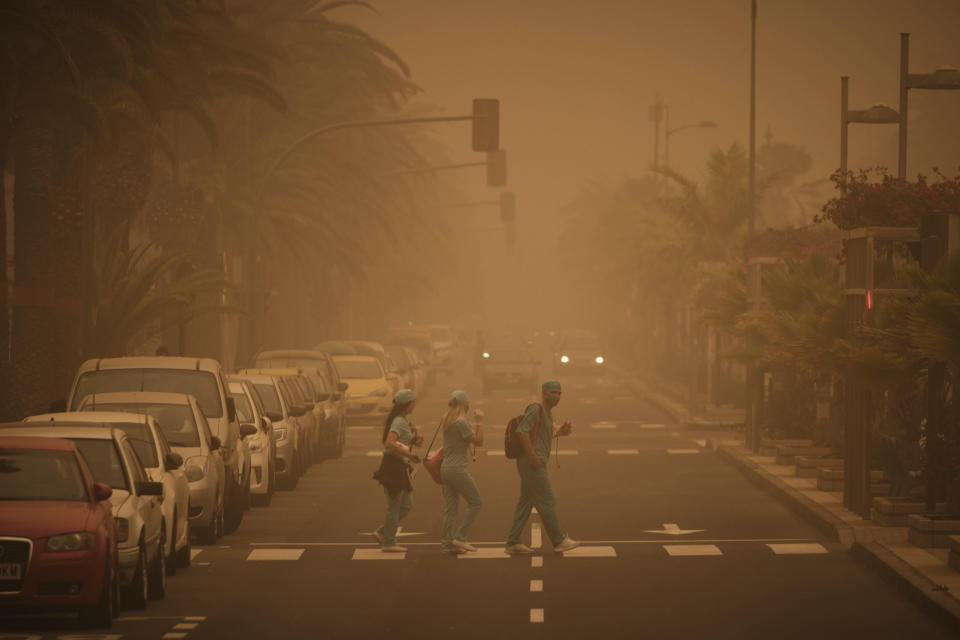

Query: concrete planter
<box><xmin>908</xmin><ymin>514</ymin><xmax>960</xmax><ymax>548</ymax></box>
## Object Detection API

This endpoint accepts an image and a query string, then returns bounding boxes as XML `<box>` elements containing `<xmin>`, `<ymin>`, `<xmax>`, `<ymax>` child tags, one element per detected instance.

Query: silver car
<box><xmin>0</xmin><ymin>424</ymin><xmax>165</xmax><ymax>610</ymax></box>
<box><xmin>232</xmin><ymin>373</ymin><xmax>300</xmax><ymax>490</ymax></box>
<box><xmin>227</xmin><ymin>378</ymin><xmax>276</xmax><ymax>505</ymax></box>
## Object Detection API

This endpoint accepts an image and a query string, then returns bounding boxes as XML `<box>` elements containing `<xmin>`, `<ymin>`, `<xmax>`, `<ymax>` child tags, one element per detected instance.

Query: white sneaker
<box><xmin>441</xmin><ymin>546</ymin><xmax>465</xmax><ymax>555</ymax></box>
<box><xmin>505</xmin><ymin>543</ymin><xmax>535</xmax><ymax>555</ymax></box>
<box><xmin>452</xmin><ymin>540</ymin><xmax>478</xmax><ymax>552</ymax></box>
<box><xmin>381</xmin><ymin>544</ymin><xmax>407</xmax><ymax>553</ymax></box>
<box><xmin>553</xmin><ymin>537</ymin><xmax>580</xmax><ymax>553</ymax></box>
<box><xmin>371</xmin><ymin>531</ymin><xmax>383</xmax><ymax>546</ymax></box>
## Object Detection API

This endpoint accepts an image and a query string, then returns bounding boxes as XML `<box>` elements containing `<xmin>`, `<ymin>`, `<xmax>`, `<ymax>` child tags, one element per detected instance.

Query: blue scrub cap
<box><xmin>541</xmin><ymin>379</ymin><xmax>562</xmax><ymax>393</ymax></box>
<box><xmin>393</xmin><ymin>389</ymin><xmax>415</xmax><ymax>405</ymax></box>
<box><xmin>449</xmin><ymin>390</ymin><xmax>470</xmax><ymax>406</ymax></box>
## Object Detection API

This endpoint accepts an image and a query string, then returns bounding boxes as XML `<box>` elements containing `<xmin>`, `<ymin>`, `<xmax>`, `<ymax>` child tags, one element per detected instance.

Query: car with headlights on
<box><xmin>24</xmin><ymin>411</ymin><xmax>190</xmax><ymax>574</ymax></box>
<box><xmin>480</xmin><ymin>347</ymin><xmax>541</xmax><ymax>395</ymax></box>
<box><xmin>0</xmin><ymin>424</ymin><xmax>164</xmax><ymax>609</ymax></box>
<box><xmin>332</xmin><ymin>355</ymin><xmax>393</xmax><ymax>422</ymax></box>
<box><xmin>69</xmin><ymin>392</ymin><xmax>227</xmax><ymax>547</ymax></box>
<box><xmin>0</xmin><ymin>436</ymin><xmax>118</xmax><ymax>627</ymax></box>
<box><xmin>553</xmin><ymin>331</ymin><xmax>608</xmax><ymax>375</ymax></box>
<box><xmin>227</xmin><ymin>377</ymin><xmax>276</xmax><ymax>505</ymax></box>
<box><xmin>232</xmin><ymin>373</ymin><xmax>302</xmax><ymax>490</ymax></box>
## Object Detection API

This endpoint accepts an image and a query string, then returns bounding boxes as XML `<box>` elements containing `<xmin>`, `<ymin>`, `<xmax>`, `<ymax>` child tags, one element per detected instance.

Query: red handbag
<box><xmin>423</xmin><ymin>448</ymin><xmax>443</xmax><ymax>485</ymax></box>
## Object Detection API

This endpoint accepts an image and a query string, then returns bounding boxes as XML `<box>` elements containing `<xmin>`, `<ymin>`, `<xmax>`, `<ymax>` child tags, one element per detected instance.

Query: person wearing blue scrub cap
<box><xmin>372</xmin><ymin>389</ymin><xmax>422</xmax><ymax>552</ymax></box>
<box><xmin>439</xmin><ymin>390</ymin><xmax>485</xmax><ymax>554</ymax></box>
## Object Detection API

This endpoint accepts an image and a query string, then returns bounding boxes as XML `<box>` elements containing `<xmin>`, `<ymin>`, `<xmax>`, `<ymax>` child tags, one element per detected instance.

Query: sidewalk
<box><xmin>636</xmin><ymin>375</ymin><xmax>960</xmax><ymax>634</ymax></box>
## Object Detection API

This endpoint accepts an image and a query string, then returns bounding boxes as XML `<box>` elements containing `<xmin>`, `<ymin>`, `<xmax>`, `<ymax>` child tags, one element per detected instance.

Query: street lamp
<box><xmin>664</xmin><ymin>116</ymin><xmax>717</xmax><ymax>169</ymax></box>
<box><xmin>840</xmin><ymin>76</ymin><xmax>900</xmax><ymax>193</ymax></box>
<box><xmin>898</xmin><ymin>33</ymin><xmax>960</xmax><ymax>179</ymax></box>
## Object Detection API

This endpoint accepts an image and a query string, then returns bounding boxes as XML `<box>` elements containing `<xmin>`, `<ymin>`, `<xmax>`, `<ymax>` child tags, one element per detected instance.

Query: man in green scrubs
<box><xmin>505</xmin><ymin>379</ymin><xmax>580</xmax><ymax>554</ymax></box>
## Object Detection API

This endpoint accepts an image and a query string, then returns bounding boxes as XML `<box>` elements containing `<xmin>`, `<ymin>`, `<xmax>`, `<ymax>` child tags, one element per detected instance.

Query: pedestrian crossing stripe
<box><xmin>640</xmin><ymin>424</ymin><xmax>665</xmax><ymax>430</ymax></box>
<box><xmin>457</xmin><ymin>548</ymin><xmax>510</xmax><ymax>559</ymax></box>
<box><xmin>667</xmin><ymin>449</ymin><xmax>700</xmax><ymax>455</ymax></box>
<box><xmin>487</xmin><ymin>450</ymin><xmax>505</xmax><ymax>456</ymax></box>
<box><xmin>352</xmin><ymin>548</ymin><xmax>405</xmax><ymax>560</ymax></box>
<box><xmin>247</xmin><ymin>549</ymin><xmax>304</xmax><ymax>561</ymax></box>
<box><xmin>560</xmin><ymin>546</ymin><xmax>617</xmax><ymax>557</ymax></box>
<box><xmin>530</xmin><ymin>608</ymin><xmax>544</xmax><ymax>623</ymax></box>
<box><xmin>664</xmin><ymin>544</ymin><xmax>722</xmax><ymax>557</ymax></box>
<box><xmin>591</xmin><ymin>423</ymin><xmax>617</xmax><ymax>429</ymax></box>
<box><xmin>767</xmin><ymin>543</ymin><xmax>828</xmax><ymax>555</ymax></box>
<box><xmin>608</xmin><ymin>449</ymin><xmax>639</xmax><ymax>455</ymax></box>
<box><xmin>366</xmin><ymin>451</ymin><xmax>382</xmax><ymax>456</ymax></box>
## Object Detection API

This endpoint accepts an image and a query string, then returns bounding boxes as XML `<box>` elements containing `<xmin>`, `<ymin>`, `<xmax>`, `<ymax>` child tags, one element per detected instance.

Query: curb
<box><xmin>629</xmin><ymin>380</ymin><xmax>744</xmax><ymax>431</ymax></box>
<box><xmin>716</xmin><ymin>445</ymin><xmax>855</xmax><ymax>547</ymax></box>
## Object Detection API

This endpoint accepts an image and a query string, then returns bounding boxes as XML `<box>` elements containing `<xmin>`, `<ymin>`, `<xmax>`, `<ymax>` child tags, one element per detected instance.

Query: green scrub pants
<box><xmin>376</xmin><ymin>487</ymin><xmax>413</xmax><ymax>546</ymax></box>
<box><xmin>506</xmin><ymin>456</ymin><xmax>565</xmax><ymax>547</ymax></box>
<box><xmin>441</xmin><ymin>465</ymin><xmax>482</xmax><ymax>548</ymax></box>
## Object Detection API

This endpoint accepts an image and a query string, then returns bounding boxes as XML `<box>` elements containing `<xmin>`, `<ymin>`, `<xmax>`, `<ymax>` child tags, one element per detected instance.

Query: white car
<box><xmin>227</xmin><ymin>378</ymin><xmax>276</xmax><ymax>505</ymax></box>
<box><xmin>0</xmin><ymin>424</ymin><xmax>165</xmax><ymax>609</ymax></box>
<box><xmin>231</xmin><ymin>373</ymin><xmax>301</xmax><ymax>490</ymax></box>
<box><xmin>69</xmin><ymin>392</ymin><xmax>228</xmax><ymax>546</ymax></box>
<box><xmin>28</xmin><ymin>411</ymin><xmax>192</xmax><ymax>573</ymax></box>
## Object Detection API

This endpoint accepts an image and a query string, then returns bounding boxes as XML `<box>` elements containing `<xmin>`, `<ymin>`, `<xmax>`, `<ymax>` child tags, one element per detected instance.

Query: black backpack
<box><xmin>504</xmin><ymin>403</ymin><xmax>543</xmax><ymax>459</ymax></box>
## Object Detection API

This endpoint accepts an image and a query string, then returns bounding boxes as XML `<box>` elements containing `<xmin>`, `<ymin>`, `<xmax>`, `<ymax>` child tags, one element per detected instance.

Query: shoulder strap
<box><xmin>532</xmin><ymin>403</ymin><xmax>543</xmax><ymax>444</ymax></box>
<box><xmin>423</xmin><ymin>420</ymin><xmax>443</xmax><ymax>459</ymax></box>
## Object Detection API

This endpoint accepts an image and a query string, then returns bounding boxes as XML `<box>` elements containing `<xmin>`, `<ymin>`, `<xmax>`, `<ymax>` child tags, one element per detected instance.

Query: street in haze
<box><xmin>2</xmin><ymin>354</ymin><xmax>949</xmax><ymax>640</ymax></box>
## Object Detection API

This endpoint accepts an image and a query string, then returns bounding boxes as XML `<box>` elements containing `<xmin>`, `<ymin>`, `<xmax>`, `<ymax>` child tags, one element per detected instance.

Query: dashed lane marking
<box><xmin>487</xmin><ymin>450</ymin><xmax>505</xmax><ymax>456</ymax></box>
<box><xmin>556</xmin><ymin>450</ymin><xmax>579</xmax><ymax>455</ymax></box>
<box><xmin>530</xmin><ymin>608</ymin><xmax>545</xmax><ymax>623</ymax></box>
<box><xmin>246</xmin><ymin>548</ymin><xmax>304</xmax><ymax>561</ymax></box>
<box><xmin>695</xmin><ymin>439</ymin><xmax>707</xmax><ymax>448</ymax></box>
<box><xmin>530</xmin><ymin>579</ymin><xmax>543</xmax><ymax>592</ymax></box>
<box><xmin>607</xmin><ymin>449</ymin><xmax>639</xmax><ymax>455</ymax></box>
<box><xmin>767</xmin><ymin>543</ymin><xmax>828</xmax><ymax>555</ymax></box>
<box><xmin>173</xmin><ymin>623</ymin><xmax>199</xmax><ymax>630</ymax></box>
<box><xmin>164</xmin><ymin>634</ymin><xmax>188</xmax><ymax>640</ymax></box>
<box><xmin>591</xmin><ymin>422</ymin><xmax>617</xmax><ymax>429</ymax></box>
<box><xmin>196</xmin><ymin>561</ymin><xmax>211</xmax><ymax>566</ymax></box>
<box><xmin>667</xmin><ymin>449</ymin><xmax>701</xmax><ymax>455</ymax></box>
<box><xmin>458</xmin><ymin>548</ymin><xmax>509</xmax><ymax>559</ymax></box>
<box><xmin>532</xmin><ymin>556</ymin><xmax>543</xmax><ymax>567</ymax></box>
<box><xmin>353</xmin><ymin>548</ymin><xmax>405</xmax><ymax>560</ymax></box>
<box><xmin>366</xmin><ymin>451</ymin><xmax>382</xmax><ymax>457</ymax></box>
<box><xmin>640</xmin><ymin>423</ymin><xmax>665</xmax><ymax>430</ymax></box>
<box><xmin>184</xmin><ymin>617</ymin><xmax>207</xmax><ymax>621</ymax></box>
<box><xmin>531</xmin><ymin>523</ymin><xmax>542</xmax><ymax>548</ymax></box>
<box><xmin>664</xmin><ymin>544</ymin><xmax>723</xmax><ymax>557</ymax></box>
<box><xmin>560</xmin><ymin>546</ymin><xmax>617</xmax><ymax>558</ymax></box>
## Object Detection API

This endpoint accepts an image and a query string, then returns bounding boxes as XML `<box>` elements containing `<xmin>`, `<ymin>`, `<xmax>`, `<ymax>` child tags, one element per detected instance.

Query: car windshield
<box><xmin>335</xmin><ymin>360</ymin><xmax>382</xmax><ymax>379</ymax></box>
<box><xmin>73</xmin><ymin>369</ymin><xmax>222</xmax><ymax>418</ymax></box>
<box><xmin>255</xmin><ymin>357</ymin><xmax>324</xmax><ymax>369</ymax></box>
<box><xmin>113</xmin><ymin>423</ymin><xmax>158</xmax><ymax>467</ymax></box>
<box><xmin>253</xmin><ymin>383</ymin><xmax>282</xmax><ymax>415</ymax></box>
<box><xmin>230</xmin><ymin>392</ymin><xmax>255</xmax><ymax>422</ymax></box>
<box><xmin>430</xmin><ymin>327</ymin><xmax>452</xmax><ymax>343</ymax></box>
<box><xmin>0</xmin><ymin>449</ymin><xmax>89</xmax><ymax>501</ymax></box>
<box><xmin>489</xmin><ymin>349</ymin><xmax>529</xmax><ymax>363</ymax></box>
<box><xmin>85</xmin><ymin>403</ymin><xmax>199</xmax><ymax>448</ymax></box>
<box><xmin>72</xmin><ymin>438</ymin><xmax>129</xmax><ymax>491</ymax></box>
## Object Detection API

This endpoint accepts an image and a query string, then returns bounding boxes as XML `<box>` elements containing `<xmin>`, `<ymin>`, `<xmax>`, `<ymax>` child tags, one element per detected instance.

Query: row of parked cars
<box><xmin>0</xmin><ymin>324</ymin><xmax>457</xmax><ymax>628</ymax></box>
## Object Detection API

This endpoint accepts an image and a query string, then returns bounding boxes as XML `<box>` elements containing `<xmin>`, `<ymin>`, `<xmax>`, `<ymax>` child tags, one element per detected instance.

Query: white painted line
<box><xmin>640</xmin><ymin>423</ymin><xmax>665</xmax><ymax>430</ymax></box>
<box><xmin>173</xmin><ymin>623</ymin><xmax>199</xmax><ymax>630</ymax></box>
<box><xmin>767</xmin><ymin>543</ymin><xmax>828</xmax><ymax>555</ymax></box>
<box><xmin>487</xmin><ymin>450</ymin><xmax>505</xmax><ymax>456</ymax></box>
<box><xmin>695</xmin><ymin>439</ymin><xmax>707</xmax><ymax>448</ymax></box>
<box><xmin>608</xmin><ymin>449</ymin><xmax>639</xmax><ymax>455</ymax></box>
<box><xmin>190</xmin><ymin>548</ymin><xmax>203</xmax><ymax>560</ymax></box>
<box><xmin>218</xmin><ymin>545</ymin><xmax>230</xmax><ymax>549</ymax></box>
<box><xmin>591</xmin><ymin>423</ymin><xmax>617</xmax><ymax>430</ymax></box>
<box><xmin>531</xmin><ymin>523</ymin><xmax>542</xmax><ymax>548</ymax></box>
<box><xmin>196</xmin><ymin>561</ymin><xmax>211</xmax><ymax>566</ymax></box>
<box><xmin>458</xmin><ymin>548</ymin><xmax>509</xmax><ymax>559</ymax></box>
<box><xmin>366</xmin><ymin>451</ymin><xmax>382</xmax><ymax>457</ymax></box>
<box><xmin>664</xmin><ymin>544</ymin><xmax>723</xmax><ymax>557</ymax></box>
<box><xmin>560</xmin><ymin>545</ymin><xmax>617</xmax><ymax>558</ymax></box>
<box><xmin>556</xmin><ymin>450</ymin><xmax>579</xmax><ymax>455</ymax></box>
<box><xmin>530</xmin><ymin>608</ymin><xmax>544</xmax><ymax>623</ymax></box>
<box><xmin>184</xmin><ymin>616</ymin><xmax>207</xmax><ymax>621</ymax></box>
<box><xmin>532</xmin><ymin>556</ymin><xmax>543</xmax><ymax>567</ymax></box>
<box><xmin>247</xmin><ymin>548</ymin><xmax>304</xmax><ymax>561</ymax></box>
<box><xmin>163</xmin><ymin>634</ymin><xmax>188</xmax><ymax>640</ymax></box>
<box><xmin>353</xmin><ymin>548</ymin><xmax>405</xmax><ymax>560</ymax></box>
<box><xmin>667</xmin><ymin>449</ymin><xmax>701</xmax><ymax>455</ymax></box>
<box><xmin>348</xmin><ymin>426</ymin><xmax>374</xmax><ymax>431</ymax></box>
<box><xmin>530</xmin><ymin>579</ymin><xmax>543</xmax><ymax>592</ymax></box>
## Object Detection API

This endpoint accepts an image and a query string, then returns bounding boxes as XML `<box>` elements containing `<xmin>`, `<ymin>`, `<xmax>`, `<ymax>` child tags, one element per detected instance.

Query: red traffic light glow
<box><xmin>866</xmin><ymin>290</ymin><xmax>873</xmax><ymax>310</ymax></box>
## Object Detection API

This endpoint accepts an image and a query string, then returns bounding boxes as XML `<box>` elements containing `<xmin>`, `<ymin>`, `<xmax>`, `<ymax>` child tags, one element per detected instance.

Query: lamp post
<box><xmin>664</xmin><ymin>119</ymin><xmax>717</xmax><ymax>170</ymax></box>
<box><xmin>840</xmin><ymin>76</ymin><xmax>899</xmax><ymax>193</ymax></box>
<box><xmin>898</xmin><ymin>33</ymin><xmax>960</xmax><ymax>180</ymax></box>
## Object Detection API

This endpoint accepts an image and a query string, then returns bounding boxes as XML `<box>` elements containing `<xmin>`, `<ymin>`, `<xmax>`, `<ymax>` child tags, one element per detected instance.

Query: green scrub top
<box><xmin>441</xmin><ymin>418</ymin><xmax>474</xmax><ymax>468</ymax></box>
<box><xmin>384</xmin><ymin>415</ymin><xmax>413</xmax><ymax>460</ymax></box>
<box><xmin>517</xmin><ymin>403</ymin><xmax>552</xmax><ymax>460</ymax></box>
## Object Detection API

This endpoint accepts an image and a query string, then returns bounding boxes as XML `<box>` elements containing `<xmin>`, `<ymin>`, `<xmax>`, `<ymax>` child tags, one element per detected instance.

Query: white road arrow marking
<box><xmin>643</xmin><ymin>523</ymin><xmax>705</xmax><ymax>536</ymax></box>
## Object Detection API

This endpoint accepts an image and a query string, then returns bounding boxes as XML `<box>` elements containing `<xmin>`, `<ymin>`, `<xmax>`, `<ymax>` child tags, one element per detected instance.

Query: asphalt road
<box><xmin>1</xmin><ymin>358</ymin><xmax>953</xmax><ymax>639</ymax></box>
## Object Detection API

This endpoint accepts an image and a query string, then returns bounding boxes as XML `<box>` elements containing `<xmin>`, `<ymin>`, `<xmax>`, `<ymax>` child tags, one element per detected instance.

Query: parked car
<box><xmin>384</xmin><ymin>327</ymin><xmax>437</xmax><ymax>385</ymax></box>
<box><xmin>385</xmin><ymin>345</ymin><xmax>415</xmax><ymax>393</ymax></box>
<box><xmin>24</xmin><ymin>411</ymin><xmax>191</xmax><ymax>574</ymax></box>
<box><xmin>332</xmin><ymin>355</ymin><xmax>393</xmax><ymax>422</ymax></box>
<box><xmin>0</xmin><ymin>436</ymin><xmax>119</xmax><ymax>627</ymax></box>
<box><xmin>227</xmin><ymin>377</ymin><xmax>276</xmax><ymax>505</ymax></box>
<box><xmin>254</xmin><ymin>349</ymin><xmax>348</xmax><ymax>420</ymax></box>
<box><xmin>480</xmin><ymin>346</ymin><xmax>541</xmax><ymax>394</ymax></box>
<box><xmin>421</xmin><ymin>324</ymin><xmax>455</xmax><ymax>369</ymax></box>
<box><xmin>233</xmin><ymin>373</ymin><xmax>302</xmax><ymax>490</ymax></box>
<box><xmin>552</xmin><ymin>330</ymin><xmax>607</xmax><ymax>374</ymax></box>
<box><xmin>66</xmin><ymin>356</ymin><xmax>249</xmax><ymax>534</ymax></box>
<box><xmin>0</xmin><ymin>424</ymin><xmax>165</xmax><ymax>609</ymax></box>
<box><xmin>72</xmin><ymin>392</ymin><xmax>227</xmax><ymax>546</ymax></box>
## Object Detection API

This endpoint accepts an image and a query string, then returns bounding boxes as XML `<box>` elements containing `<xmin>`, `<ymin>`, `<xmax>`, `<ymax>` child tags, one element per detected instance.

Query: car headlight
<box><xmin>185</xmin><ymin>456</ymin><xmax>209</xmax><ymax>482</ymax></box>
<box><xmin>274</xmin><ymin>426</ymin><xmax>289</xmax><ymax>441</ymax></box>
<box><xmin>482</xmin><ymin>352</ymin><xmax>490</xmax><ymax>359</ymax></box>
<box><xmin>370</xmin><ymin>387</ymin><xmax>388</xmax><ymax>397</ymax></box>
<box><xmin>595</xmin><ymin>356</ymin><xmax>605</xmax><ymax>364</ymax></box>
<box><xmin>47</xmin><ymin>532</ymin><xmax>95</xmax><ymax>552</ymax></box>
<box><xmin>560</xmin><ymin>355</ymin><xmax>569</xmax><ymax>363</ymax></box>
<box><xmin>114</xmin><ymin>518</ymin><xmax>129</xmax><ymax>543</ymax></box>
<box><xmin>248</xmin><ymin>434</ymin><xmax>265</xmax><ymax>453</ymax></box>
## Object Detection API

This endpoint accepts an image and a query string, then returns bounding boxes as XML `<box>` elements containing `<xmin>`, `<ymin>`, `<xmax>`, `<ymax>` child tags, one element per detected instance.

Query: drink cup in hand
<box><xmin>473</xmin><ymin>409</ymin><xmax>485</xmax><ymax>422</ymax></box>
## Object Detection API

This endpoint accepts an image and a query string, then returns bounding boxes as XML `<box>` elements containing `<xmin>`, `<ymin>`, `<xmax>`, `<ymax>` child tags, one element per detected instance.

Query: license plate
<box><xmin>0</xmin><ymin>563</ymin><xmax>21</xmax><ymax>580</ymax></box>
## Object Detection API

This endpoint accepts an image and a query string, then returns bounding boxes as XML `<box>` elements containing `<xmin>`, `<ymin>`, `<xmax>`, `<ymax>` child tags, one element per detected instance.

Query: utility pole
<box><xmin>748</xmin><ymin>0</ymin><xmax>757</xmax><ymax>235</ymax></box>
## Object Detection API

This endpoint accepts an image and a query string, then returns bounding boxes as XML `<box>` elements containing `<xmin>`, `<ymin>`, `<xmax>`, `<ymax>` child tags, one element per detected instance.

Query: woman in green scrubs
<box><xmin>440</xmin><ymin>390</ymin><xmax>484</xmax><ymax>554</ymax></box>
<box><xmin>373</xmin><ymin>389</ymin><xmax>422</xmax><ymax>552</ymax></box>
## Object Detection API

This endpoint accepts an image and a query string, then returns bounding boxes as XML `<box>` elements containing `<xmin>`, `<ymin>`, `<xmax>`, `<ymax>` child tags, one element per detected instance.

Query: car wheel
<box><xmin>79</xmin><ymin>562</ymin><xmax>114</xmax><ymax>628</ymax></box>
<box><xmin>165</xmin><ymin>516</ymin><xmax>177</xmax><ymax>577</ymax></box>
<box><xmin>175</xmin><ymin>526</ymin><xmax>192</xmax><ymax>568</ymax></box>
<box><xmin>124</xmin><ymin>542</ymin><xmax>148</xmax><ymax>610</ymax></box>
<box><xmin>148</xmin><ymin>528</ymin><xmax>166</xmax><ymax>600</ymax></box>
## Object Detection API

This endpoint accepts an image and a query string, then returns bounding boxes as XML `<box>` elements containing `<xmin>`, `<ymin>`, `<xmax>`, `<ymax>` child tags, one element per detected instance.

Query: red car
<box><xmin>0</xmin><ymin>436</ymin><xmax>119</xmax><ymax>627</ymax></box>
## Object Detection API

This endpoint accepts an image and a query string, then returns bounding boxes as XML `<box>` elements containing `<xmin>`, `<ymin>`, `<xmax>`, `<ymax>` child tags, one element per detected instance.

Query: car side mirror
<box><xmin>303</xmin><ymin>401</ymin><xmax>315</xmax><ymax>410</ymax></box>
<box><xmin>137</xmin><ymin>481</ymin><xmax>163</xmax><ymax>497</ymax></box>
<box><xmin>49</xmin><ymin>398</ymin><xmax>67</xmax><ymax>413</ymax></box>
<box><xmin>226</xmin><ymin>397</ymin><xmax>237</xmax><ymax>423</ymax></box>
<box><xmin>288</xmin><ymin>405</ymin><xmax>306</xmax><ymax>418</ymax></box>
<box><xmin>92</xmin><ymin>482</ymin><xmax>113</xmax><ymax>502</ymax></box>
<box><xmin>209</xmin><ymin>435</ymin><xmax>222</xmax><ymax>451</ymax></box>
<box><xmin>240</xmin><ymin>423</ymin><xmax>257</xmax><ymax>438</ymax></box>
<box><xmin>266</xmin><ymin>412</ymin><xmax>283</xmax><ymax>423</ymax></box>
<box><xmin>338</xmin><ymin>382</ymin><xmax>348</xmax><ymax>392</ymax></box>
<box><xmin>164</xmin><ymin>452</ymin><xmax>183</xmax><ymax>471</ymax></box>
<box><xmin>316</xmin><ymin>392</ymin><xmax>330</xmax><ymax>402</ymax></box>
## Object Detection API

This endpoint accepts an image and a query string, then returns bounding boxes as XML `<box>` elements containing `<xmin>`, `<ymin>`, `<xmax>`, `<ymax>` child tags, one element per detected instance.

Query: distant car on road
<box><xmin>553</xmin><ymin>331</ymin><xmax>607</xmax><ymax>375</ymax></box>
<box><xmin>480</xmin><ymin>346</ymin><xmax>541</xmax><ymax>395</ymax></box>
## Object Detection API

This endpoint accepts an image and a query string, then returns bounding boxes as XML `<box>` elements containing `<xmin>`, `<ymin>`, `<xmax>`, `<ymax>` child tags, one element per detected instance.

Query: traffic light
<box><xmin>487</xmin><ymin>150</ymin><xmax>507</xmax><ymax>187</ymax></box>
<box><xmin>499</xmin><ymin>191</ymin><xmax>516</xmax><ymax>222</ymax></box>
<box><xmin>472</xmin><ymin>98</ymin><xmax>500</xmax><ymax>152</ymax></box>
